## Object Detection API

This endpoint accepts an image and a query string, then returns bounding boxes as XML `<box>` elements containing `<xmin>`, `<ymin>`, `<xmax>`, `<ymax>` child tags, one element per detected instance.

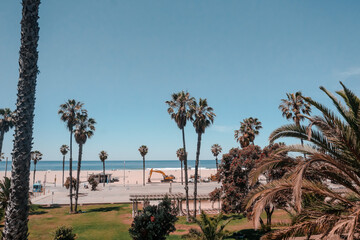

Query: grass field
<box><xmin>21</xmin><ymin>204</ymin><xmax>291</xmax><ymax>240</ymax></box>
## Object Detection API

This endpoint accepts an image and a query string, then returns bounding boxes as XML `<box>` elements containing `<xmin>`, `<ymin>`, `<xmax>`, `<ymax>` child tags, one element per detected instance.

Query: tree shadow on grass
<box><xmin>222</xmin><ymin>214</ymin><xmax>245</xmax><ymax>221</ymax></box>
<box><xmin>86</xmin><ymin>206</ymin><xmax>121</xmax><ymax>213</ymax></box>
<box><xmin>226</xmin><ymin>229</ymin><xmax>265</xmax><ymax>240</ymax></box>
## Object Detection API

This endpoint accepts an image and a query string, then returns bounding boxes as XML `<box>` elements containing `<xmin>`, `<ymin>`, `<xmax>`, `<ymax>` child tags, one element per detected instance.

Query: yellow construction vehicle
<box><xmin>148</xmin><ymin>169</ymin><xmax>175</xmax><ymax>183</ymax></box>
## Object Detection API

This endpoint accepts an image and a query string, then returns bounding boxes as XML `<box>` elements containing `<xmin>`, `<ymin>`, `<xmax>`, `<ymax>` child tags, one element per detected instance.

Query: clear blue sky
<box><xmin>1</xmin><ymin>1</ymin><xmax>360</xmax><ymax>161</ymax></box>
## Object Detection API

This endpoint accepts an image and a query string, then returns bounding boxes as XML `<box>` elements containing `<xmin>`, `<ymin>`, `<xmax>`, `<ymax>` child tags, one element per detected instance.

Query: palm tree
<box><xmin>138</xmin><ymin>145</ymin><xmax>148</xmax><ymax>186</ymax></box>
<box><xmin>58</xmin><ymin>99</ymin><xmax>83</xmax><ymax>212</ymax></box>
<box><xmin>99</xmin><ymin>151</ymin><xmax>108</xmax><ymax>187</ymax></box>
<box><xmin>189</xmin><ymin>98</ymin><xmax>215</xmax><ymax>218</ymax></box>
<box><xmin>279</xmin><ymin>91</ymin><xmax>311</xmax><ymax>157</ymax></box>
<box><xmin>166</xmin><ymin>91</ymin><xmax>194</xmax><ymax>221</ymax></box>
<box><xmin>211</xmin><ymin>144</ymin><xmax>222</xmax><ymax>172</ymax></box>
<box><xmin>3</xmin><ymin>1</ymin><xmax>40</xmax><ymax>238</ymax></box>
<box><xmin>245</xmin><ymin>82</ymin><xmax>360</xmax><ymax>239</ymax></box>
<box><xmin>0</xmin><ymin>177</ymin><xmax>11</xmax><ymax>219</ymax></box>
<box><xmin>0</xmin><ymin>108</ymin><xmax>14</xmax><ymax>157</ymax></box>
<box><xmin>74</xmin><ymin>111</ymin><xmax>96</xmax><ymax>213</ymax></box>
<box><xmin>31</xmin><ymin>150</ymin><xmax>42</xmax><ymax>185</ymax></box>
<box><xmin>184</xmin><ymin>211</ymin><xmax>232</xmax><ymax>240</ymax></box>
<box><xmin>60</xmin><ymin>145</ymin><xmax>69</xmax><ymax>187</ymax></box>
<box><xmin>176</xmin><ymin>148</ymin><xmax>186</xmax><ymax>185</ymax></box>
<box><xmin>234</xmin><ymin>117</ymin><xmax>262</xmax><ymax>147</ymax></box>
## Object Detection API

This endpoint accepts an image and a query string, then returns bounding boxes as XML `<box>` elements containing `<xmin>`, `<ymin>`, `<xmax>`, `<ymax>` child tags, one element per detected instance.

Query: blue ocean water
<box><xmin>0</xmin><ymin>160</ymin><xmax>217</xmax><ymax>171</ymax></box>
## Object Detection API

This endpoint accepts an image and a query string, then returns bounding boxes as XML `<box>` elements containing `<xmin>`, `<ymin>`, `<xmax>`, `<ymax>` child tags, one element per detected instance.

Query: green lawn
<box><xmin>17</xmin><ymin>204</ymin><xmax>290</xmax><ymax>240</ymax></box>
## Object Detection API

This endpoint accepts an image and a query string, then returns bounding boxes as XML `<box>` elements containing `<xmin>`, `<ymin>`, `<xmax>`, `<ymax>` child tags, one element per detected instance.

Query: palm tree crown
<box><xmin>189</xmin><ymin>98</ymin><xmax>216</xmax><ymax>134</ymax></box>
<box><xmin>246</xmin><ymin>82</ymin><xmax>360</xmax><ymax>239</ymax></box>
<box><xmin>74</xmin><ymin>111</ymin><xmax>96</xmax><ymax>145</ymax></box>
<box><xmin>234</xmin><ymin>117</ymin><xmax>262</xmax><ymax>146</ymax></box>
<box><xmin>211</xmin><ymin>144</ymin><xmax>222</xmax><ymax>157</ymax></box>
<box><xmin>30</xmin><ymin>150</ymin><xmax>42</xmax><ymax>165</ymax></box>
<box><xmin>99</xmin><ymin>151</ymin><xmax>108</xmax><ymax>162</ymax></box>
<box><xmin>279</xmin><ymin>91</ymin><xmax>311</xmax><ymax>126</ymax></box>
<box><xmin>60</xmin><ymin>145</ymin><xmax>69</xmax><ymax>156</ymax></box>
<box><xmin>176</xmin><ymin>148</ymin><xmax>186</xmax><ymax>161</ymax></box>
<box><xmin>58</xmin><ymin>100</ymin><xmax>84</xmax><ymax>131</ymax></box>
<box><xmin>0</xmin><ymin>108</ymin><xmax>14</xmax><ymax>133</ymax></box>
<box><xmin>166</xmin><ymin>91</ymin><xmax>194</xmax><ymax>129</ymax></box>
<box><xmin>138</xmin><ymin>145</ymin><xmax>148</xmax><ymax>157</ymax></box>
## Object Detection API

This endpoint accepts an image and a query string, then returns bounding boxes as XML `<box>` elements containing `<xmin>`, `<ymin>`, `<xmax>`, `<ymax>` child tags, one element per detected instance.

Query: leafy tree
<box><xmin>53</xmin><ymin>226</ymin><xmax>76</xmax><ymax>240</ymax></box>
<box><xmin>87</xmin><ymin>175</ymin><xmax>98</xmax><ymax>191</ymax></box>
<box><xmin>138</xmin><ymin>145</ymin><xmax>148</xmax><ymax>186</ymax></box>
<box><xmin>129</xmin><ymin>197</ymin><xmax>178</xmax><ymax>240</ymax></box>
<box><xmin>74</xmin><ymin>111</ymin><xmax>96</xmax><ymax>212</ymax></box>
<box><xmin>234</xmin><ymin>117</ymin><xmax>262</xmax><ymax>148</ymax></box>
<box><xmin>182</xmin><ymin>211</ymin><xmax>232</xmax><ymax>240</ymax></box>
<box><xmin>3</xmin><ymin>1</ymin><xmax>40</xmax><ymax>237</ymax></box>
<box><xmin>247</xmin><ymin>82</ymin><xmax>360</xmax><ymax>239</ymax></box>
<box><xmin>60</xmin><ymin>145</ymin><xmax>69</xmax><ymax>187</ymax></box>
<box><xmin>166</xmin><ymin>91</ymin><xmax>194</xmax><ymax>221</ymax></box>
<box><xmin>189</xmin><ymin>98</ymin><xmax>215</xmax><ymax>218</ymax></box>
<box><xmin>211</xmin><ymin>144</ymin><xmax>222</xmax><ymax>172</ymax></box>
<box><xmin>31</xmin><ymin>150</ymin><xmax>42</xmax><ymax>185</ymax></box>
<box><xmin>99</xmin><ymin>150</ymin><xmax>108</xmax><ymax>187</ymax></box>
<box><xmin>58</xmin><ymin>99</ymin><xmax>83</xmax><ymax>212</ymax></box>
<box><xmin>176</xmin><ymin>148</ymin><xmax>186</xmax><ymax>185</ymax></box>
<box><xmin>0</xmin><ymin>108</ymin><xmax>14</xmax><ymax>157</ymax></box>
<box><xmin>212</xmin><ymin>145</ymin><xmax>261</xmax><ymax>213</ymax></box>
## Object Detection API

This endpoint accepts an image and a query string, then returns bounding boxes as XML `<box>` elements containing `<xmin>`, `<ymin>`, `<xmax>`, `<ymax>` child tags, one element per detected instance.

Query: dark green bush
<box><xmin>88</xmin><ymin>175</ymin><xmax>98</xmax><ymax>191</ymax></box>
<box><xmin>129</xmin><ymin>196</ymin><xmax>178</xmax><ymax>240</ymax></box>
<box><xmin>53</xmin><ymin>226</ymin><xmax>76</xmax><ymax>240</ymax></box>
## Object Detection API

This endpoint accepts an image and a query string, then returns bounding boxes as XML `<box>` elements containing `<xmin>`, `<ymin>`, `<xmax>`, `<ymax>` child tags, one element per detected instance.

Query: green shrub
<box><xmin>129</xmin><ymin>196</ymin><xmax>178</xmax><ymax>240</ymax></box>
<box><xmin>88</xmin><ymin>175</ymin><xmax>98</xmax><ymax>191</ymax></box>
<box><xmin>53</xmin><ymin>226</ymin><xmax>76</xmax><ymax>240</ymax></box>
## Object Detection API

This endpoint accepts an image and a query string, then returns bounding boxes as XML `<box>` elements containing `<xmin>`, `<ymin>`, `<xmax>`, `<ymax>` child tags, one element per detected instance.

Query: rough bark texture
<box><xmin>103</xmin><ymin>161</ymin><xmax>105</xmax><ymax>187</ymax></box>
<box><xmin>69</xmin><ymin>130</ymin><xmax>73</xmax><ymax>212</ymax></box>
<box><xmin>0</xmin><ymin>129</ymin><xmax>4</xmax><ymax>156</ymax></box>
<box><xmin>193</xmin><ymin>132</ymin><xmax>202</xmax><ymax>218</ymax></box>
<box><xmin>62</xmin><ymin>155</ymin><xmax>65</xmax><ymax>187</ymax></box>
<box><xmin>3</xmin><ymin>0</ymin><xmax>40</xmax><ymax>238</ymax></box>
<box><xmin>143</xmin><ymin>156</ymin><xmax>145</xmax><ymax>186</ymax></box>
<box><xmin>74</xmin><ymin>144</ymin><xmax>82</xmax><ymax>212</ymax></box>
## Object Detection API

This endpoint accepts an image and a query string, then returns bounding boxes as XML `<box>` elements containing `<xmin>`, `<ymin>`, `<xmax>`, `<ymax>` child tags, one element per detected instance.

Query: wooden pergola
<box><xmin>129</xmin><ymin>192</ymin><xmax>221</xmax><ymax>217</ymax></box>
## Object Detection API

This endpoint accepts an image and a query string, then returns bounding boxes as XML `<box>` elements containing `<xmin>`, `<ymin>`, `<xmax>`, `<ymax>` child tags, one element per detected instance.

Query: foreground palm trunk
<box><xmin>193</xmin><ymin>132</ymin><xmax>202</xmax><ymax>218</ymax></box>
<box><xmin>69</xmin><ymin>130</ymin><xmax>74</xmax><ymax>212</ymax></box>
<box><xmin>74</xmin><ymin>144</ymin><xmax>83</xmax><ymax>212</ymax></box>
<box><xmin>182</xmin><ymin>128</ymin><xmax>190</xmax><ymax>221</ymax></box>
<box><xmin>0</xmin><ymin>129</ymin><xmax>5</xmax><ymax>156</ymax></box>
<box><xmin>3</xmin><ymin>0</ymin><xmax>40</xmax><ymax>238</ymax></box>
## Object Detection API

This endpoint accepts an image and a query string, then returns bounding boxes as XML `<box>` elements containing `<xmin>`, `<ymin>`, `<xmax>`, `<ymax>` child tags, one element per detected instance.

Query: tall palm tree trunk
<box><xmin>69</xmin><ymin>130</ymin><xmax>73</xmax><ymax>212</ymax></box>
<box><xmin>74</xmin><ymin>144</ymin><xmax>83</xmax><ymax>213</ymax></box>
<box><xmin>0</xmin><ymin>129</ymin><xmax>4</xmax><ymax>156</ymax></box>
<box><xmin>182</xmin><ymin>128</ymin><xmax>190</xmax><ymax>221</ymax></box>
<box><xmin>215</xmin><ymin>156</ymin><xmax>218</xmax><ymax>172</ymax></box>
<box><xmin>4</xmin><ymin>0</ymin><xmax>40</xmax><ymax>238</ymax></box>
<box><xmin>193</xmin><ymin>132</ymin><xmax>202</xmax><ymax>218</ymax></box>
<box><xmin>103</xmin><ymin>161</ymin><xmax>105</xmax><ymax>187</ymax></box>
<box><xmin>33</xmin><ymin>163</ymin><xmax>36</xmax><ymax>185</ymax></box>
<box><xmin>142</xmin><ymin>156</ymin><xmax>145</xmax><ymax>186</ymax></box>
<box><xmin>180</xmin><ymin>160</ymin><xmax>183</xmax><ymax>185</ymax></box>
<box><xmin>62</xmin><ymin>155</ymin><xmax>65</xmax><ymax>187</ymax></box>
